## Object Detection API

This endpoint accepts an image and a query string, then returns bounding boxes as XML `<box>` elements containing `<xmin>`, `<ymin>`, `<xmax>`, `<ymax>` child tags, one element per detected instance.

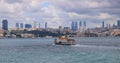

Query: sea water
<box><xmin>0</xmin><ymin>37</ymin><xmax>120</xmax><ymax>63</ymax></box>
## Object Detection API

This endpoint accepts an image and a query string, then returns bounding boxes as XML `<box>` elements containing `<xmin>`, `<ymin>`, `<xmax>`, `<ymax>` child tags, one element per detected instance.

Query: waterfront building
<box><xmin>21</xmin><ymin>33</ymin><xmax>35</xmax><ymax>38</ymax></box>
<box><xmin>2</xmin><ymin>19</ymin><xmax>8</xmax><ymax>30</ymax></box>
<box><xmin>0</xmin><ymin>29</ymin><xmax>4</xmax><ymax>38</ymax></box>
<box><xmin>25</xmin><ymin>24</ymin><xmax>32</xmax><ymax>29</ymax></box>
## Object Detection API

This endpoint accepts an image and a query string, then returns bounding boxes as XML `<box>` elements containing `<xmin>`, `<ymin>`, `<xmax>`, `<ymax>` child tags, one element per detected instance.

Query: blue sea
<box><xmin>0</xmin><ymin>37</ymin><xmax>120</xmax><ymax>63</ymax></box>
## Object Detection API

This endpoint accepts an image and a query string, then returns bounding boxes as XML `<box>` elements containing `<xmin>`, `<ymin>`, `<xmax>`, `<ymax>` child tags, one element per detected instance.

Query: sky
<box><xmin>0</xmin><ymin>0</ymin><xmax>120</xmax><ymax>28</ymax></box>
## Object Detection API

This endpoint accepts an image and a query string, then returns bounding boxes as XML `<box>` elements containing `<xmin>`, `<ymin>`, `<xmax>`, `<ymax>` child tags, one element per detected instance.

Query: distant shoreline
<box><xmin>0</xmin><ymin>36</ymin><xmax>119</xmax><ymax>39</ymax></box>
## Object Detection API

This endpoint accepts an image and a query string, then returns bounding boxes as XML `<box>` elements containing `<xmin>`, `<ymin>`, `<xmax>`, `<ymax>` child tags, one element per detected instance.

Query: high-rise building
<box><xmin>2</xmin><ymin>19</ymin><xmax>8</xmax><ymax>30</ymax></box>
<box><xmin>79</xmin><ymin>21</ymin><xmax>83</xmax><ymax>33</ymax></box>
<box><xmin>79</xmin><ymin>21</ymin><xmax>82</xmax><ymax>27</ymax></box>
<box><xmin>106</xmin><ymin>24</ymin><xmax>109</xmax><ymax>28</ymax></box>
<box><xmin>83</xmin><ymin>21</ymin><xmax>86</xmax><ymax>27</ymax></box>
<box><xmin>45</xmin><ymin>22</ymin><xmax>47</xmax><ymax>29</ymax></box>
<box><xmin>75</xmin><ymin>21</ymin><xmax>78</xmax><ymax>30</ymax></box>
<box><xmin>16</xmin><ymin>23</ymin><xmax>19</xmax><ymax>28</ymax></box>
<box><xmin>25</xmin><ymin>24</ymin><xmax>32</xmax><ymax>29</ymax></box>
<box><xmin>102</xmin><ymin>21</ymin><xmax>104</xmax><ymax>28</ymax></box>
<box><xmin>117</xmin><ymin>20</ymin><xmax>120</xmax><ymax>28</ymax></box>
<box><xmin>71</xmin><ymin>21</ymin><xmax>78</xmax><ymax>31</ymax></box>
<box><xmin>20</xmin><ymin>23</ymin><xmax>24</xmax><ymax>28</ymax></box>
<box><xmin>33</xmin><ymin>21</ymin><xmax>36</xmax><ymax>28</ymax></box>
<box><xmin>71</xmin><ymin>21</ymin><xmax>74</xmax><ymax>30</ymax></box>
<box><xmin>39</xmin><ymin>23</ymin><xmax>40</xmax><ymax>28</ymax></box>
<box><xmin>108</xmin><ymin>24</ymin><xmax>111</xmax><ymax>28</ymax></box>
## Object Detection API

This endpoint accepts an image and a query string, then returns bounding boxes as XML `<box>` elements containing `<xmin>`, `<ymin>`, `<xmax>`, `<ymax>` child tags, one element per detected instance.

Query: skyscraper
<box><xmin>79</xmin><ymin>21</ymin><xmax>82</xmax><ymax>27</ymax></box>
<box><xmin>106</xmin><ymin>24</ymin><xmax>110</xmax><ymax>28</ymax></box>
<box><xmin>16</xmin><ymin>23</ymin><xmax>19</xmax><ymax>28</ymax></box>
<box><xmin>75</xmin><ymin>21</ymin><xmax>78</xmax><ymax>30</ymax></box>
<box><xmin>102</xmin><ymin>21</ymin><xmax>104</xmax><ymax>28</ymax></box>
<box><xmin>108</xmin><ymin>24</ymin><xmax>111</xmax><ymax>28</ymax></box>
<box><xmin>83</xmin><ymin>21</ymin><xmax>86</xmax><ymax>27</ymax></box>
<box><xmin>79</xmin><ymin>21</ymin><xmax>83</xmax><ymax>33</ymax></box>
<box><xmin>39</xmin><ymin>23</ymin><xmax>40</xmax><ymax>28</ymax></box>
<box><xmin>33</xmin><ymin>21</ymin><xmax>36</xmax><ymax>28</ymax></box>
<box><xmin>25</xmin><ymin>24</ymin><xmax>32</xmax><ymax>29</ymax></box>
<box><xmin>45</xmin><ymin>22</ymin><xmax>47</xmax><ymax>29</ymax></box>
<box><xmin>71</xmin><ymin>21</ymin><xmax>74</xmax><ymax>30</ymax></box>
<box><xmin>2</xmin><ymin>19</ymin><xmax>8</xmax><ymax>30</ymax></box>
<box><xmin>117</xmin><ymin>20</ymin><xmax>120</xmax><ymax>28</ymax></box>
<box><xmin>20</xmin><ymin>23</ymin><xmax>23</xmax><ymax>28</ymax></box>
<box><xmin>71</xmin><ymin>21</ymin><xmax>78</xmax><ymax>31</ymax></box>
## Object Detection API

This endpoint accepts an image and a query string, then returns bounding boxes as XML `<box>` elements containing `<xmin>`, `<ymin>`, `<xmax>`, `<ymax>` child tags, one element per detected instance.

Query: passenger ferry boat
<box><xmin>54</xmin><ymin>36</ymin><xmax>76</xmax><ymax>45</ymax></box>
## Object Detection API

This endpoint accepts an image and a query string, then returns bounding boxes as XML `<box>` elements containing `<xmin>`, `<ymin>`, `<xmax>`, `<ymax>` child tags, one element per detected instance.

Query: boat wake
<box><xmin>71</xmin><ymin>44</ymin><xmax>120</xmax><ymax>50</ymax></box>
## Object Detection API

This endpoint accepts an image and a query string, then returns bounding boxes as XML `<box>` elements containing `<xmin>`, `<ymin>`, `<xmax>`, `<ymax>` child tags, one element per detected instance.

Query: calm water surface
<box><xmin>0</xmin><ymin>37</ymin><xmax>120</xmax><ymax>63</ymax></box>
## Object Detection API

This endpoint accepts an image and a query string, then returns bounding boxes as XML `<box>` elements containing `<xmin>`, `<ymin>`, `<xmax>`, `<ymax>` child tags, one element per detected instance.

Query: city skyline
<box><xmin>0</xmin><ymin>19</ymin><xmax>120</xmax><ymax>29</ymax></box>
<box><xmin>1</xmin><ymin>19</ymin><xmax>120</xmax><ymax>30</ymax></box>
<box><xmin>0</xmin><ymin>0</ymin><xmax>120</xmax><ymax>28</ymax></box>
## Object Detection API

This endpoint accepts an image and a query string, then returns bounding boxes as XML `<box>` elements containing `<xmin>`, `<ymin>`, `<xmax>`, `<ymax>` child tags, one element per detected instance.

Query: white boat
<box><xmin>54</xmin><ymin>36</ymin><xmax>76</xmax><ymax>45</ymax></box>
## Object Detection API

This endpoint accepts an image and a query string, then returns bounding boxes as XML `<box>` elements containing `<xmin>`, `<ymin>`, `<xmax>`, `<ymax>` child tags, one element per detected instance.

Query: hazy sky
<box><xmin>0</xmin><ymin>0</ymin><xmax>120</xmax><ymax>28</ymax></box>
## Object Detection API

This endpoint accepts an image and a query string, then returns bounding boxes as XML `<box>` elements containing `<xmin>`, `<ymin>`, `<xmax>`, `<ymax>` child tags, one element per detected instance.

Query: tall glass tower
<box><xmin>79</xmin><ymin>21</ymin><xmax>82</xmax><ymax>27</ymax></box>
<box><xmin>45</xmin><ymin>22</ymin><xmax>47</xmax><ymax>29</ymax></box>
<box><xmin>102</xmin><ymin>21</ymin><xmax>104</xmax><ymax>28</ymax></box>
<box><xmin>83</xmin><ymin>21</ymin><xmax>86</xmax><ymax>27</ymax></box>
<box><xmin>2</xmin><ymin>19</ymin><xmax>8</xmax><ymax>30</ymax></box>
<box><xmin>117</xmin><ymin>20</ymin><xmax>120</xmax><ymax>28</ymax></box>
<box><xmin>71</xmin><ymin>21</ymin><xmax>78</xmax><ymax>31</ymax></box>
<box><xmin>20</xmin><ymin>23</ymin><xmax>24</xmax><ymax>28</ymax></box>
<box><xmin>16</xmin><ymin>23</ymin><xmax>19</xmax><ymax>28</ymax></box>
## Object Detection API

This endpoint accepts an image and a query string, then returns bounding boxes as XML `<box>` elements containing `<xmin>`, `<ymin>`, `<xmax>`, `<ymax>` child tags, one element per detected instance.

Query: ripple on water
<box><xmin>0</xmin><ymin>38</ymin><xmax>120</xmax><ymax>63</ymax></box>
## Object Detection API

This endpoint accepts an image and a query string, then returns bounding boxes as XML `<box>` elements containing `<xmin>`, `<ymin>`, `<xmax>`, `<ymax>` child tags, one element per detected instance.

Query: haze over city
<box><xmin>0</xmin><ymin>0</ymin><xmax>120</xmax><ymax>28</ymax></box>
